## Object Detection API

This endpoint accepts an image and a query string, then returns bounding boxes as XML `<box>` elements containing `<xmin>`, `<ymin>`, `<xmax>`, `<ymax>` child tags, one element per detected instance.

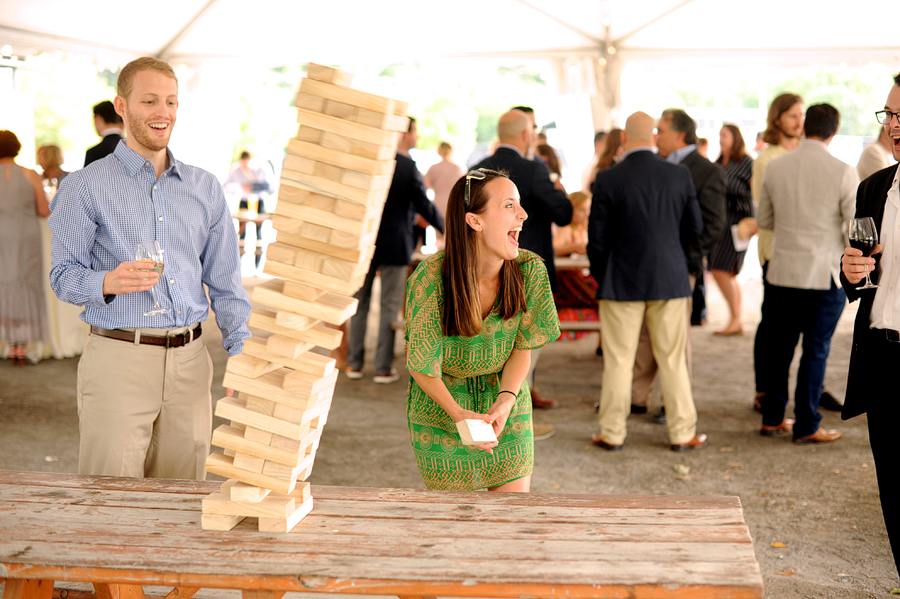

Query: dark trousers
<box><xmin>862</xmin><ymin>334</ymin><xmax>900</xmax><ymax>576</ymax></box>
<box><xmin>690</xmin><ymin>270</ymin><xmax>707</xmax><ymax>324</ymax></box>
<box><xmin>754</xmin><ymin>262</ymin><xmax>772</xmax><ymax>394</ymax></box>
<box><xmin>760</xmin><ymin>281</ymin><xmax>845</xmax><ymax>438</ymax></box>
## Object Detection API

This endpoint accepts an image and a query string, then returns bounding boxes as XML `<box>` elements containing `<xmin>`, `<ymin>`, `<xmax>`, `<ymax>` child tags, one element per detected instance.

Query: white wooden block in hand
<box><xmin>456</xmin><ymin>419</ymin><xmax>497</xmax><ymax>446</ymax></box>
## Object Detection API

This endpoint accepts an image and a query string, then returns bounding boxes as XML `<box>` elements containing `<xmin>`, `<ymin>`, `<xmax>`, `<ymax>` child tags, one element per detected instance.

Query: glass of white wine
<box><xmin>135</xmin><ymin>241</ymin><xmax>170</xmax><ymax>316</ymax></box>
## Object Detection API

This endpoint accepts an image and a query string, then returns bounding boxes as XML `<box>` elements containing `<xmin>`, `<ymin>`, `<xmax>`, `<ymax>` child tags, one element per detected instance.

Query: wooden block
<box><xmin>275</xmin><ymin>392</ymin><xmax>334</xmax><ymax>426</ymax></box>
<box><xmin>294</xmin><ymin>93</ymin><xmax>325</xmax><ymax>113</ymax></box>
<box><xmin>285</xmin><ymin>138</ymin><xmax>396</xmax><ymax>177</ymax></box>
<box><xmin>215</xmin><ymin>396</ymin><xmax>307</xmax><ymax>439</ymax></box>
<box><xmin>274</xmin><ymin>310</ymin><xmax>314</xmax><ymax>328</ymax></box>
<box><xmin>275</xmin><ymin>229</ymin><xmax>370</xmax><ymax>262</ymax></box>
<box><xmin>307</xmin><ymin>63</ymin><xmax>353</xmax><ymax>86</ymax></box>
<box><xmin>275</xmin><ymin>199</ymin><xmax>375</xmax><ymax>234</ymax></box>
<box><xmin>258</xmin><ymin>496</ymin><xmax>314</xmax><ymax>533</ymax></box>
<box><xmin>277</xmin><ymin>180</ymin><xmax>338</xmax><ymax>209</ymax></box>
<box><xmin>283</xmin><ymin>280</ymin><xmax>327</xmax><ymax>302</ymax></box>
<box><xmin>233</xmin><ymin>452</ymin><xmax>266</xmax><ymax>473</ymax></box>
<box><xmin>340</xmin><ymin>169</ymin><xmax>393</xmax><ymax>191</ymax></box>
<box><xmin>203</xmin><ymin>483</ymin><xmax>312</xmax><ymax>519</ymax></box>
<box><xmin>274</xmin><ymin>215</ymin><xmax>377</xmax><ymax>252</ymax></box>
<box><xmin>283</xmin><ymin>369</ymin><xmax>339</xmax><ymax>395</ymax></box>
<box><xmin>245</xmin><ymin>396</ymin><xmax>277</xmax><ymax>416</ymax></box>
<box><xmin>201</xmin><ymin>512</ymin><xmax>245</xmax><ymax>531</ymax></box>
<box><xmin>243</xmin><ymin>426</ymin><xmax>273</xmax><ymax>445</ymax></box>
<box><xmin>263</xmin><ymin>259</ymin><xmax>360</xmax><ymax>301</ymax></box>
<box><xmin>294</xmin><ymin>126</ymin><xmax>322</xmax><ymax>144</ymax></box>
<box><xmin>205</xmin><ymin>452</ymin><xmax>297</xmax><ymax>495</ymax></box>
<box><xmin>226</xmin><ymin>353</ymin><xmax>282</xmax><ymax>379</ymax></box>
<box><xmin>214</xmin><ymin>425</ymin><xmax>316</xmax><ymax>468</ymax></box>
<box><xmin>268</xmin><ymin>241</ymin><xmax>370</xmax><ymax>273</ymax></box>
<box><xmin>456</xmin><ymin>419</ymin><xmax>498</xmax><ymax>445</ymax></box>
<box><xmin>262</xmin><ymin>451</ymin><xmax>316</xmax><ymax>481</ymax></box>
<box><xmin>354</xmin><ymin>108</ymin><xmax>410</xmax><ymax>132</ymax></box>
<box><xmin>223</xmin><ymin>479</ymin><xmax>271</xmax><ymax>502</ymax></box>
<box><xmin>252</xmin><ymin>279</ymin><xmax>358</xmax><ymax>326</ymax></box>
<box><xmin>296</xmin><ymin>108</ymin><xmax>397</xmax><ymax>146</ymax></box>
<box><xmin>319</xmin><ymin>130</ymin><xmax>396</xmax><ymax>161</ymax></box>
<box><xmin>266</xmin><ymin>334</ymin><xmax>313</xmax><ymax>359</ymax></box>
<box><xmin>242</xmin><ymin>337</ymin><xmax>336</xmax><ymax>378</ymax></box>
<box><xmin>248</xmin><ymin>309</ymin><xmax>343</xmax><ymax>350</ymax></box>
<box><xmin>323</xmin><ymin>98</ymin><xmax>357</xmax><ymax>120</ymax></box>
<box><xmin>280</xmin><ymin>168</ymin><xmax>387</xmax><ymax>206</ymax></box>
<box><xmin>298</xmin><ymin>76</ymin><xmax>396</xmax><ymax>114</ymax></box>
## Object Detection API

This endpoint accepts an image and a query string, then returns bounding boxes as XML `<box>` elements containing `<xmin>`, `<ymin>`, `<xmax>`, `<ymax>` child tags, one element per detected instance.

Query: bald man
<box><xmin>476</xmin><ymin>109</ymin><xmax>572</xmax><ymax>411</ymax></box>
<box><xmin>587</xmin><ymin>112</ymin><xmax>707</xmax><ymax>451</ymax></box>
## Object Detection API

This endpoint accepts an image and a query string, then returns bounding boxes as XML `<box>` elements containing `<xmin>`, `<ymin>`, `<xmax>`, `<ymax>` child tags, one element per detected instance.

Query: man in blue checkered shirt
<box><xmin>49</xmin><ymin>57</ymin><xmax>251</xmax><ymax>480</ymax></box>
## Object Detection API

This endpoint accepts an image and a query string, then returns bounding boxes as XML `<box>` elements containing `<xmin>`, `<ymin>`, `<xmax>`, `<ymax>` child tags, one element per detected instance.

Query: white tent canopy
<box><xmin>2</xmin><ymin>0</ymin><xmax>899</xmax><ymax>67</ymax></box>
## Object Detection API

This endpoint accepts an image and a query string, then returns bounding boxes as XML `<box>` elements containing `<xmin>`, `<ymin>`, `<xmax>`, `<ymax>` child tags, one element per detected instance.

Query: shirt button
<box><xmin>158</xmin><ymin>216</ymin><xmax>163</xmax><ymax>221</ymax></box>
<box><xmin>177</xmin><ymin>310</ymin><xmax>182</xmax><ymax>315</ymax></box>
<box><xmin>153</xmin><ymin>185</ymin><xmax>157</xmax><ymax>190</ymax></box>
<box><xmin>169</xmin><ymin>279</ymin><xmax>175</xmax><ymax>284</ymax></box>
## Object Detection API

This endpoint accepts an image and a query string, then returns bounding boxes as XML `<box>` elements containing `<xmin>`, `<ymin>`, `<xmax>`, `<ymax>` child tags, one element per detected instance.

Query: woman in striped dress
<box><xmin>709</xmin><ymin>124</ymin><xmax>754</xmax><ymax>336</ymax></box>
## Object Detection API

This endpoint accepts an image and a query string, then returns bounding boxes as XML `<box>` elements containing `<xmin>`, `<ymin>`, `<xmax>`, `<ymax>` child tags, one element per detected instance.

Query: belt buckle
<box><xmin>887</xmin><ymin>329</ymin><xmax>900</xmax><ymax>343</ymax></box>
<box><xmin>165</xmin><ymin>332</ymin><xmax>186</xmax><ymax>348</ymax></box>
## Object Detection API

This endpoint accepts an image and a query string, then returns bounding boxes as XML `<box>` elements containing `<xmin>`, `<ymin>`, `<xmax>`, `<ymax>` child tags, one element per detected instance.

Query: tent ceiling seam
<box><xmin>155</xmin><ymin>0</ymin><xmax>222</xmax><ymax>61</ymax></box>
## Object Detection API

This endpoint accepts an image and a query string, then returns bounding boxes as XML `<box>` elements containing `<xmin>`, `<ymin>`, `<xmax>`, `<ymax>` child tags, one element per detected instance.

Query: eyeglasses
<box><xmin>875</xmin><ymin>110</ymin><xmax>900</xmax><ymax>125</ymax></box>
<box><xmin>464</xmin><ymin>169</ymin><xmax>487</xmax><ymax>207</ymax></box>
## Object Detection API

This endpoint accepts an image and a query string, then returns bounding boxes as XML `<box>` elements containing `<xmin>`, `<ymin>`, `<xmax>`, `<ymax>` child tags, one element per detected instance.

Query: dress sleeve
<box><xmin>514</xmin><ymin>253</ymin><xmax>561</xmax><ymax>350</ymax></box>
<box><xmin>405</xmin><ymin>255</ymin><xmax>444</xmax><ymax>377</ymax></box>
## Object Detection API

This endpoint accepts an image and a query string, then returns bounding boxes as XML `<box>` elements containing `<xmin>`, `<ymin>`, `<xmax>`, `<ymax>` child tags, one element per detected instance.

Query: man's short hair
<box><xmin>894</xmin><ymin>72</ymin><xmax>900</xmax><ymax>86</ymax></box>
<box><xmin>0</xmin><ymin>130</ymin><xmax>21</xmax><ymax>158</ymax></box>
<box><xmin>763</xmin><ymin>93</ymin><xmax>803</xmax><ymax>145</ymax></box>
<box><xmin>511</xmin><ymin>105</ymin><xmax>534</xmax><ymax>115</ymax></box>
<box><xmin>93</xmin><ymin>100</ymin><xmax>122</xmax><ymax>125</ymax></box>
<box><xmin>239</xmin><ymin>150</ymin><xmax>251</xmax><ymax>161</ymax></box>
<box><xmin>117</xmin><ymin>57</ymin><xmax>177</xmax><ymax>100</ymax></box>
<box><xmin>804</xmin><ymin>104</ymin><xmax>841</xmax><ymax>140</ymax></box>
<box><xmin>661</xmin><ymin>108</ymin><xmax>697</xmax><ymax>145</ymax></box>
<box><xmin>594</xmin><ymin>130</ymin><xmax>607</xmax><ymax>144</ymax></box>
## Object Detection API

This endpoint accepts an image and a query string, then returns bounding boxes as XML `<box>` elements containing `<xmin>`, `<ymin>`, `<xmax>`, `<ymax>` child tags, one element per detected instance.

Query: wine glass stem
<box><xmin>150</xmin><ymin>286</ymin><xmax>162</xmax><ymax>310</ymax></box>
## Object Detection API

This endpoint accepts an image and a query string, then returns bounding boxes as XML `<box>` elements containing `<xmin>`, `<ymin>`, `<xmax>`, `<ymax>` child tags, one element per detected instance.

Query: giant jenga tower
<box><xmin>200</xmin><ymin>64</ymin><xmax>408</xmax><ymax>533</ymax></box>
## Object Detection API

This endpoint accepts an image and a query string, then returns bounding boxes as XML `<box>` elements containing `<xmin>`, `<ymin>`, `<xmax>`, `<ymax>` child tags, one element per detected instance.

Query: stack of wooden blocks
<box><xmin>201</xmin><ymin>63</ymin><xmax>409</xmax><ymax>533</ymax></box>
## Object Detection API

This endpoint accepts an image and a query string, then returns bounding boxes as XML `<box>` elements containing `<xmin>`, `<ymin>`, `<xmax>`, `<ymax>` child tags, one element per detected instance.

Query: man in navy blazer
<box><xmin>588</xmin><ymin>111</ymin><xmax>707</xmax><ymax>451</ymax></box>
<box><xmin>840</xmin><ymin>71</ymin><xmax>900</xmax><ymax>575</ymax></box>
<box><xmin>84</xmin><ymin>100</ymin><xmax>124</xmax><ymax>167</ymax></box>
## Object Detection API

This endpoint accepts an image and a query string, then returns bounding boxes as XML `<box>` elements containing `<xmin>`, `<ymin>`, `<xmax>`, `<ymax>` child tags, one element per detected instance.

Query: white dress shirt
<box><xmin>870</xmin><ymin>167</ymin><xmax>900</xmax><ymax>330</ymax></box>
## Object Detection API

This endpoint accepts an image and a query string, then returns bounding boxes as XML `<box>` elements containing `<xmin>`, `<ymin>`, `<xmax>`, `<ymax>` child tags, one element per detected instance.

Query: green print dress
<box><xmin>404</xmin><ymin>249</ymin><xmax>560</xmax><ymax>490</ymax></box>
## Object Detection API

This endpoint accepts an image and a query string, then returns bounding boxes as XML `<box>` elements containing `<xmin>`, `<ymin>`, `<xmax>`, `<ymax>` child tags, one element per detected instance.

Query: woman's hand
<box><xmin>453</xmin><ymin>408</ymin><xmax>498</xmax><ymax>454</ymax></box>
<box><xmin>485</xmin><ymin>393</ymin><xmax>517</xmax><ymax>442</ymax></box>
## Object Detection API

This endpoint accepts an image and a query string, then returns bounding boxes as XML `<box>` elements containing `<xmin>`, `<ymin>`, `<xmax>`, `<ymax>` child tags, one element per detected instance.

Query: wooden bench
<box><xmin>0</xmin><ymin>470</ymin><xmax>763</xmax><ymax>599</ymax></box>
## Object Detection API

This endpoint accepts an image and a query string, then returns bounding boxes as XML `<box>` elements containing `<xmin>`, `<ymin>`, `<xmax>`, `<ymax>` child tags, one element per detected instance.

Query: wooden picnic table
<box><xmin>0</xmin><ymin>470</ymin><xmax>763</xmax><ymax>599</ymax></box>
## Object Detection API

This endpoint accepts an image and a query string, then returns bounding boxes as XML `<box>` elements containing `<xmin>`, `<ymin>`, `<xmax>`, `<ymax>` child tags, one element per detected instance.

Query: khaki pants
<box><xmin>598</xmin><ymin>298</ymin><xmax>696</xmax><ymax>445</ymax></box>
<box><xmin>77</xmin><ymin>326</ymin><xmax>213</xmax><ymax>479</ymax></box>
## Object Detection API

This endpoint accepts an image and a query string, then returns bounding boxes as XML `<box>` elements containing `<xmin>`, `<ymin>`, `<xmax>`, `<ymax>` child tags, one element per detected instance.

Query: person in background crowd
<box><xmin>581</xmin><ymin>130</ymin><xmax>607</xmax><ymax>194</ymax></box>
<box><xmin>587</xmin><ymin>128</ymin><xmax>624</xmax><ymax>195</ymax></box>
<box><xmin>553</xmin><ymin>191</ymin><xmax>598</xmax><ymax>342</ymax></box>
<box><xmin>37</xmin><ymin>145</ymin><xmax>68</xmax><ymax>186</ymax></box>
<box><xmin>0</xmin><ymin>130</ymin><xmax>50</xmax><ymax>365</ymax></box>
<box><xmin>840</xmin><ymin>71</ymin><xmax>900</xmax><ymax>577</ymax></box>
<box><xmin>424</xmin><ymin>141</ymin><xmax>466</xmax><ymax>222</ymax></box>
<box><xmin>710</xmin><ymin>125</ymin><xmax>755</xmax><ymax>336</ymax></box>
<box><xmin>536</xmin><ymin>143</ymin><xmax>565</xmax><ymax>191</ymax></box>
<box><xmin>857</xmin><ymin>127</ymin><xmax>896</xmax><ymax>181</ymax></box>
<box><xmin>697</xmin><ymin>137</ymin><xmax>709</xmax><ymax>159</ymax></box>
<box><xmin>404</xmin><ymin>168</ymin><xmax>559</xmax><ymax>491</ymax></box>
<box><xmin>758</xmin><ymin>103</ymin><xmax>857</xmax><ymax>443</ymax></box>
<box><xmin>84</xmin><ymin>100</ymin><xmax>124</xmax><ymax>167</ymax></box>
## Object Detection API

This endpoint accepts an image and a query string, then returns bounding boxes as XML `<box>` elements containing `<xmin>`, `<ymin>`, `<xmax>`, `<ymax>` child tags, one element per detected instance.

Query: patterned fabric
<box><xmin>404</xmin><ymin>249</ymin><xmax>560</xmax><ymax>490</ymax></box>
<box><xmin>49</xmin><ymin>141</ymin><xmax>251</xmax><ymax>355</ymax></box>
<box><xmin>709</xmin><ymin>155</ymin><xmax>754</xmax><ymax>273</ymax></box>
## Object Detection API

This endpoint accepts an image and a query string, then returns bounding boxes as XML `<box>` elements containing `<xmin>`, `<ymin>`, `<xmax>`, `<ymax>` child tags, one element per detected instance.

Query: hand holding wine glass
<box><xmin>848</xmin><ymin>217</ymin><xmax>880</xmax><ymax>290</ymax></box>
<box><xmin>135</xmin><ymin>241</ymin><xmax>171</xmax><ymax>316</ymax></box>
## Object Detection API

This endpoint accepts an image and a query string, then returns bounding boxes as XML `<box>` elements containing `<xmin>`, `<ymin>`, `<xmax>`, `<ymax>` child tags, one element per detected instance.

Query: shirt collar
<box><xmin>802</xmin><ymin>139</ymin><xmax>830</xmax><ymax>151</ymax></box>
<box><xmin>113</xmin><ymin>141</ymin><xmax>182</xmax><ymax>180</ymax></box>
<box><xmin>99</xmin><ymin>127</ymin><xmax>124</xmax><ymax>138</ymax></box>
<box><xmin>496</xmin><ymin>143</ymin><xmax>524</xmax><ymax>158</ymax></box>
<box><xmin>666</xmin><ymin>144</ymin><xmax>696</xmax><ymax>164</ymax></box>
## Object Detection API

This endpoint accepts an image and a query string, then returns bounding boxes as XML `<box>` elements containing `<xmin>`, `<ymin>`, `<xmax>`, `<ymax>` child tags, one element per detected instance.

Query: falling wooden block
<box><xmin>280</xmin><ymin>167</ymin><xmax>388</xmax><ymax>206</ymax></box>
<box><xmin>285</xmin><ymin>138</ymin><xmax>395</xmax><ymax>177</ymax></box>
<box><xmin>252</xmin><ymin>279</ymin><xmax>358</xmax><ymax>326</ymax></box>
<box><xmin>204</xmin><ymin>452</ymin><xmax>296</xmax><ymax>495</ymax></box>
<box><xmin>242</xmin><ymin>337</ymin><xmax>336</xmax><ymax>378</ymax></box>
<box><xmin>224</xmin><ymin>479</ymin><xmax>271</xmax><ymax>502</ymax></box>
<box><xmin>297</xmin><ymin>76</ymin><xmax>405</xmax><ymax>115</ymax></box>
<box><xmin>307</xmin><ymin>63</ymin><xmax>353</xmax><ymax>86</ymax></box>
<box><xmin>213</xmin><ymin>425</ymin><xmax>317</xmax><ymax>468</ymax></box>
<box><xmin>262</xmin><ymin>451</ymin><xmax>316</xmax><ymax>482</ymax></box>
<box><xmin>265</xmin><ymin>260</ymin><xmax>368</xmax><ymax>298</ymax></box>
<box><xmin>296</xmin><ymin>125</ymin><xmax>397</xmax><ymax>161</ymax></box>
<box><xmin>456</xmin><ymin>419</ymin><xmax>498</xmax><ymax>446</ymax></box>
<box><xmin>295</xmin><ymin>108</ymin><xmax>397</xmax><ymax>147</ymax></box>
<box><xmin>267</xmin><ymin>242</ymin><xmax>371</xmax><ymax>275</ymax></box>
<box><xmin>276</xmin><ymin>188</ymin><xmax>381</xmax><ymax>233</ymax></box>
<box><xmin>223</xmin><ymin>368</ymin><xmax>328</xmax><ymax>412</ymax></box>
<box><xmin>340</xmin><ymin>170</ymin><xmax>393</xmax><ymax>191</ymax></box>
<box><xmin>226</xmin><ymin>354</ymin><xmax>282</xmax><ymax>379</ymax></box>
<box><xmin>274</xmin><ymin>215</ymin><xmax>376</xmax><ymax>252</ymax></box>
<box><xmin>258</xmin><ymin>496</ymin><xmax>314</xmax><ymax>533</ymax></box>
<box><xmin>215</xmin><ymin>396</ymin><xmax>307</xmax><ymax>439</ymax></box>
<box><xmin>201</xmin><ymin>513</ymin><xmax>245</xmax><ymax>531</ymax></box>
<box><xmin>276</xmin><ymin>228</ymin><xmax>372</xmax><ymax>263</ymax></box>
<box><xmin>266</xmin><ymin>334</ymin><xmax>313</xmax><ymax>359</ymax></box>
<box><xmin>232</xmin><ymin>452</ymin><xmax>266</xmax><ymax>474</ymax></box>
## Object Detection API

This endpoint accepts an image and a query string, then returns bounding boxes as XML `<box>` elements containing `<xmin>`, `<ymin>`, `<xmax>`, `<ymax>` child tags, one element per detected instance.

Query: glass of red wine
<box><xmin>849</xmin><ymin>217</ymin><xmax>879</xmax><ymax>290</ymax></box>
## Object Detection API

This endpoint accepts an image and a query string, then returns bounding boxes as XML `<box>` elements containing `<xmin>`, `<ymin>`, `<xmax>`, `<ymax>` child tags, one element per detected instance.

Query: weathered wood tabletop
<box><xmin>0</xmin><ymin>470</ymin><xmax>763</xmax><ymax>599</ymax></box>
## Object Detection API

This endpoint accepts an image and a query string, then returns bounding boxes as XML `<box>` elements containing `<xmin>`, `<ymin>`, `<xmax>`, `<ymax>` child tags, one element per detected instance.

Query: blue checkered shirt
<box><xmin>49</xmin><ymin>141</ymin><xmax>251</xmax><ymax>356</ymax></box>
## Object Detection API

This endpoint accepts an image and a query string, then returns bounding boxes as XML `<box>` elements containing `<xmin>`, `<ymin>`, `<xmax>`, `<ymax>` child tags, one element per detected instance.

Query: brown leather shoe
<box><xmin>670</xmin><ymin>433</ymin><xmax>708</xmax><ymax>452</ymax></box>
<box><xmin>760</xmin><ymin>419</ymin><xmax>794</xmax><ymax>436</ymax></box>
<box><xmin>531</xmin><ymin>388</ymin><xmax>558</xmax><ymax>409</ymax></box>
<box><xmin>591</xmin><ymin>432</ymin><xmax>623</xmax><ymax>451</ymax></box>
<box><xmin>794</xmin><ymin>427</ymin><xmax>842</xmax><ymax>444</ymax></box>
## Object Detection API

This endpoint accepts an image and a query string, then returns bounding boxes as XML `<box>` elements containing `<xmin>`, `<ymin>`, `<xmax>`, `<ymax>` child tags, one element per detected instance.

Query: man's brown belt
<box><xmin>90</xmin><ymin>325</ymin><xmax>202</xmax><ymax>348</ymax></box>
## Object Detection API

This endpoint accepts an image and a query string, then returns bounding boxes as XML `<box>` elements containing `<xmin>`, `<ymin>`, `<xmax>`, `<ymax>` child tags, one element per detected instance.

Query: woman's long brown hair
<box><xmin>442</xmin><ymin>169</ymin><xmax>527</xmax><ymax>337</ymax></box>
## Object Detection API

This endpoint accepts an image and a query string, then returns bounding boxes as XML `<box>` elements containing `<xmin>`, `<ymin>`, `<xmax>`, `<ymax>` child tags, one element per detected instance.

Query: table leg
<box><xmin>3</xmin><ymin>579</ymin><xmax>54</xmax><ymax>599</ymax></box>
<box><xmin>162</xmin><ymin>589</ymin><xmax>199</xmax><ymax>599</ymax></box>
<box><xmin>92</xmin><ymin>584</ymin><xmax>144</xmax><ymax>599</ymax></box>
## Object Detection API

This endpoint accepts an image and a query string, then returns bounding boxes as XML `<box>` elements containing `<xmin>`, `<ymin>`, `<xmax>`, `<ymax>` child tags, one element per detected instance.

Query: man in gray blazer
<box><xmin>757</xmin><ymin>104</ymin><xmax>858</xmax><ymax>443</ymax></box>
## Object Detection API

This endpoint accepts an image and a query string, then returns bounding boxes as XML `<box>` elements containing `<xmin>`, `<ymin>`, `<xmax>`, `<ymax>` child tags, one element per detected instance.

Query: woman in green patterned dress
<box><xmin>405</xmin><ymin>168</ymin><xmax>560</xmax><ymax>492</ymax></box>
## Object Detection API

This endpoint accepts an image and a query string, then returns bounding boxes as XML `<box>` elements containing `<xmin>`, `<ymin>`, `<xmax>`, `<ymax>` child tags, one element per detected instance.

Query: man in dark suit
<box><xmin>84</xmin><ymin>100</ymin><xmax>124</xmax><ymax>167</ymax></box>
<box><xmin>475</xmin><ymin>109</ymin><xmax>572</xmax><ymax>410</ymax></box>
<box><xmin>587</xmin><ymin>111</ymin><xmax>706</xmax><ymax>451</ymax></box>
<box><xmin>631</xmin><ymin>108</ymin><xmax>727</xmax><ymax>423</ymax></box>
<box><xmin>346</xmin><ymin>117</ymin><xmax>444</xmax><ymax>384</ymax></box>
<box><xmin>840</xmin><ymin>72</ymin><xmax>900</xmax><ymax>575</ymax></box>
